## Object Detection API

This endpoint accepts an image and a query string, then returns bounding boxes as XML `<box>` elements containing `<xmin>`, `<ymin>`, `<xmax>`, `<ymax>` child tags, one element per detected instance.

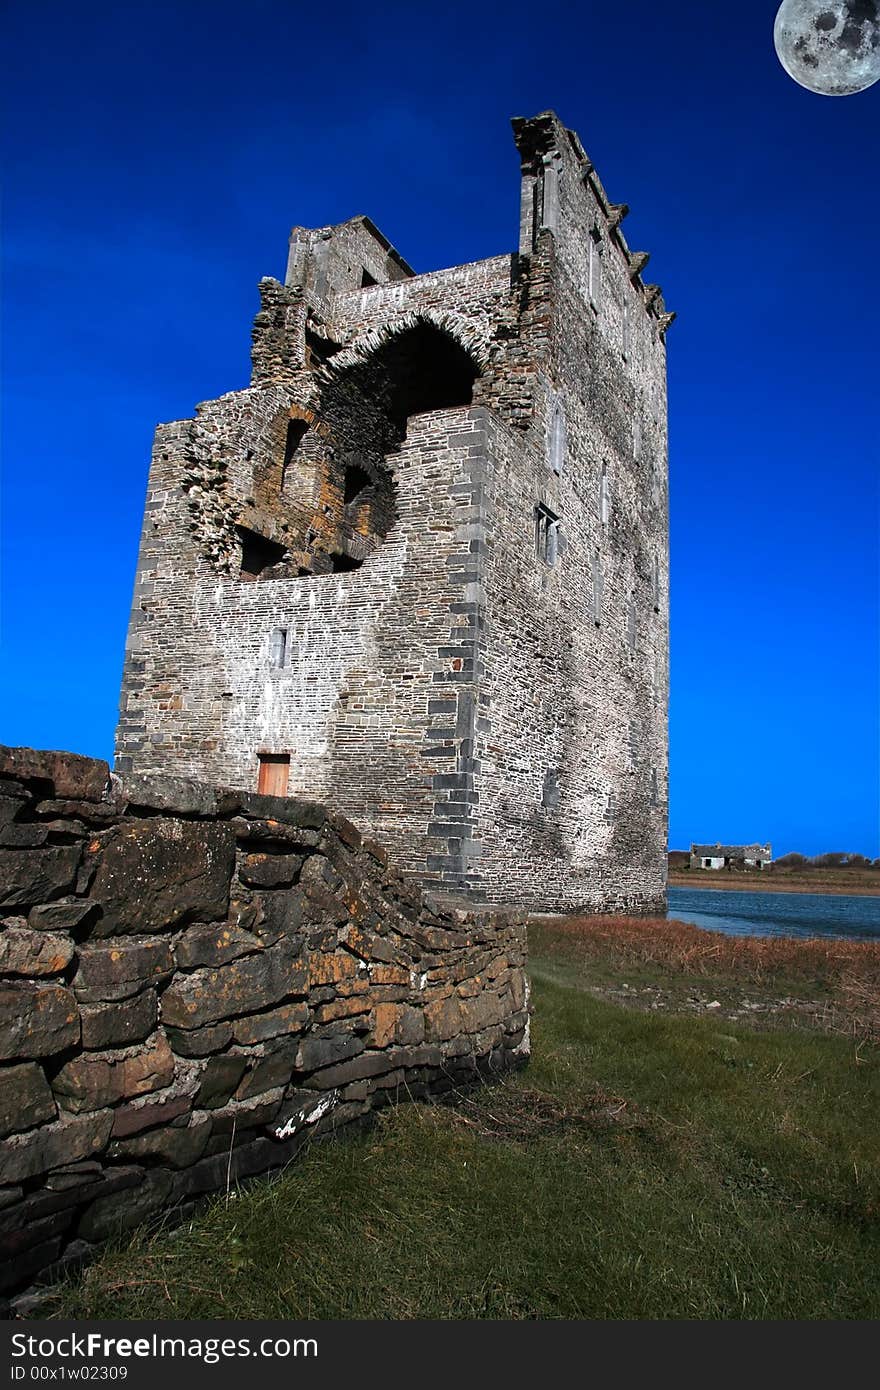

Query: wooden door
<box><xmin>257</xmin><ymin>754</ymin><xmax>289</xmax><ymax>797</ymax></box>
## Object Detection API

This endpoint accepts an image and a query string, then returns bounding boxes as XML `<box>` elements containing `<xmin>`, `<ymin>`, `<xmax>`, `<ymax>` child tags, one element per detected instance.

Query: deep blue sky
<box><xmin>2</xmin><ymin>0</ymin><xmax>877</xmax><ymax>856</ymax></box>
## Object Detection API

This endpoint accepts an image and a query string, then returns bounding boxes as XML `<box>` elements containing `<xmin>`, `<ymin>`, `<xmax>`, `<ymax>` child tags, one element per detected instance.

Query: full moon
<box><xmin>774</xmin><ymin>0</ymin><xmax>880</xmax><ymax>94</ymax></box>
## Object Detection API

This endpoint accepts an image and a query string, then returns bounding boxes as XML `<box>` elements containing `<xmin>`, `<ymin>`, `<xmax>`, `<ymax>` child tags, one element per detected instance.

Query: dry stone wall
<box><xmin>0</xmin><ymin>746</ymin><xmax>528</xmax><ymax>1303</ymax></box>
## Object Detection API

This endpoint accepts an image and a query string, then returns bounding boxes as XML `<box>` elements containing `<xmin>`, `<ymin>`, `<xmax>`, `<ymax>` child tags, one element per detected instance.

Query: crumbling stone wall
<box><xmin>116</xmin><ymin>109</ymin><xmax>672</xmax><ymax>913</ymax></box>
<box><xmin>0</xmin><ymin>746</ymin><xmax>528</xmax><ymax>1301</ymax></box>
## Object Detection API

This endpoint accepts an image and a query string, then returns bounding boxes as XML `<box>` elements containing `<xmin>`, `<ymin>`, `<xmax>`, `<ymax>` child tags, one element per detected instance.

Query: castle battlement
<box><xmin>512</xmin><ymin>110</ymin><xmax>675</xmax><ymax>332</ymax></box>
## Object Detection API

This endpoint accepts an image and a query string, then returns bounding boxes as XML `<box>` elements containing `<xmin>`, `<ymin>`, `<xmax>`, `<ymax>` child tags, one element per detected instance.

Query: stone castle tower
<box><xmin>116</xmin><ymin>111</ymin><xmax>673</xmax><ymax>914</ymax></box>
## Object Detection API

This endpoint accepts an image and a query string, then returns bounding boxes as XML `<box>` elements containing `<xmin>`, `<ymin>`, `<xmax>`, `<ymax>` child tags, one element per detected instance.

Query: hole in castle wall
<box><xmin>323</xmin><ymin>323</ymin><xmax>478</xmax><ymax>460</ymax></box>
<box><xmin>599</xmin><ymin>462</ymin><xmax>610</xmax><ymax>525</ymax></box>
<box><xmin>238</xmin><ymin>527</ymin><xmax>289</xmax><ymax>581</ymax></box>
<box><xmin>376</xmin><ymin>323</ymin><xmax>477</xmax><ymax>432</ymax></box>
<box><xmin>591</xmin><ymin>553</ymin><xmax>603</xmax><ymax>625</ymax></box>
<box><xmin>233</xmin><ymin>324</ymin><xmax>479</xmax><ymax>585</ymax></box>
<box><xmin>343</xmin><ymin>463</ymin><xmax>372</xmax><ymax>504</ymax></box>
<box><xmin>328</xmin><ymin>552</ymin><xmax>362</xmax><ymax>573</ymax></box>
<box><xmin>305</xmin><ymin>327</ymin><xmax>342</xmax><ymax>369</ymax></box>
<box><xmin>281</xmin><ymin>419</ymin><xmax>309</xmax><ymax>489</ymax></box>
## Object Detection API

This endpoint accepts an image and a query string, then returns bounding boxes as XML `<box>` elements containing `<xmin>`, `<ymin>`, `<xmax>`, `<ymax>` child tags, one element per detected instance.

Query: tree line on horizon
<box><xmin>772</xmin><ymin>851</ymin><xmax>880</xmax><ymax>870</ymax></box>
<box><xmin>668</xmin><ymin>850</ymin><xmax>880</xmax><ymax>870</ymax></box>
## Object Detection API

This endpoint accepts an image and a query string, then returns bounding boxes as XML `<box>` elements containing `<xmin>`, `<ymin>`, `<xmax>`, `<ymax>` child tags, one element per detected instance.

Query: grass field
<box><xmin>668</xmin><ymin>867</ymin><xmax>880</xmax><ymax>896</ymax></box>
<box><xmin>38</xmin><ymin>917</ymin><xmax>880</xmax><ymax>1321</ymax></box>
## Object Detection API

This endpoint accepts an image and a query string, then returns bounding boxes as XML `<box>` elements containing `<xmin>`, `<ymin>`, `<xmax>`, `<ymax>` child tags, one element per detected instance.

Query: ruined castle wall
<box><xmin>116</xmin><ymin>112</ymin><xmax>671</xmax><ymax>915</ymax></box>
<box><xmin>118</xmin><ymin>402</ymin><xmax>499</xmax><ymax>893</ymax></box>
<box><xmin>547</xmin><ymin>135</ymin><xmax>668</xmax><ymax>909</ymax></box>
<box><xmin>286</xmin><ymin>217</ymin><xmax>413</xmax><ymax>302</ymax></box>
<box><xmin>329</xmin><ymin>253</ymin><xmax>548</xmax><ymax>436</ymax></box>
<box><xmin>464</xmin><ymin>118</ymin><xmax>669</xmax><ymax>912</ymax></box>
<box><xmin>331</xmin><ymin>254</ymin><xmax>514</xmax><ymax>347</ymax></box>
<box><xmin>0</xmin><ymin>746</ymin><xmax>528</xmax><ymax>1302</ymax></box>
<box><xmin>470</xmin><ymin>376</ymin><xmax>666</xmax><ymax>912</ymax></box>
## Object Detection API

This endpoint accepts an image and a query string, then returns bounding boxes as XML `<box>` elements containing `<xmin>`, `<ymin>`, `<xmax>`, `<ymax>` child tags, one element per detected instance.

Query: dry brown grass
<box><xmin>668</xmin><ymin>869</ymin><xmax>880</xmax><ymax>896</ymax></box>
<box><xmin>435</xmin><ymin>1081</ymin><xmax>639</xmax><ymax>1144</ymax></box>
<box><xmin>530</xmin><ymin>914</ymin><xmax>880</xmax><ymax>1040</ymax></box>
<box><xmin>836</xmin><ymin>966</ymin><xmax>880</xmax><ymax>1042</ymax></box>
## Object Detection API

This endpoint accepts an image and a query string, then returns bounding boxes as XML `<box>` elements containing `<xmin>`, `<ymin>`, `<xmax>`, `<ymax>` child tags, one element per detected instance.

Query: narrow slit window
<box><xmin>653</xmin><ymin>651</ymin><xmax>663</xmax><ymax>705</ymax></box>
<box><xmin>542</xmin><ymin>768</ymin><xmax>560</xmax><ymax>810</ymax></box>
<box><xmin>549</xmin><ymin>400</ymin><xmax>566</xmax><ymax>476</ymax></box>
<box><xmin>591</xmin><ymin>553</ymin><xmax>603</xmax><ymax>625</ymax></box>
<box><xmin>588</xmin><ymin>231</ymin><xmax>602</xmax><ymax>305</ymax></box>
<box><xmin>622</xmin><ymin>297</ymin><xmax>631</xmax><ymax>358</ymax></box>
<box><xmin>652</xmin><ymin>555</ymin><xmax>661</xmax><ymax>611</ymax></box>
<box><xmin>534</xmin><ymin>504</ymin><xmax>560</xmax><ymax>566</ymax></box>
<box><xmin>651</xmin><ymin>460</ymin><xmax>662</xmax><ymax>507</ymax></box>
<box><xmin>269</xmin><ymin>627</ymin><xmax>287</xmax><ymax>669</ymax></box>
<box><xmin>599</xmin><ymin>462</ymin><xmax>610</xmax><ymax>525</ymax></box>
<box><xmin>650</xmin><ymin>768</ymin><xmax>659</xmax><ymax>807</ymax></box>
<box><xmin>626</xmin><ymin>596</ymin><xmax>636</xmax><ymax>651</ymax></box>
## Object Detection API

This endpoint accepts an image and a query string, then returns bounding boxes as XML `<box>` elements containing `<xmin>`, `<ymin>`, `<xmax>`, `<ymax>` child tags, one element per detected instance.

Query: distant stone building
<box><xmin>690</xmin><ymin>844</ymin><xmax>772</xmax><ymax>871</ymax></box>
<box><xmin>116</xmin><ymin>111</ymin><xmax>673</xmax><ymax>914</ymax></box>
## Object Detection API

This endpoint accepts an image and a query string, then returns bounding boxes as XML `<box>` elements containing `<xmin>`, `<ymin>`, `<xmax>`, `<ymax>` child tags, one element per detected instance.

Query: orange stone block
<box><xmin>371</xmin><ymin>1002</ymin><xmax>401</xmax><ymax>1049</ymax></box>
<box><xmin>308</xmin><ymin>951</ymin><xmax>360</xmax><ymax>987</ymax></box>
<box><xmin>313</xmin><ymin>995</ymin><xmax>371</xmax><ymax>1024</ymax></box>
<box><xmin>368</xmin><ymin>964</ymin><xmax>409</xmax><ymax>987</ymax></box>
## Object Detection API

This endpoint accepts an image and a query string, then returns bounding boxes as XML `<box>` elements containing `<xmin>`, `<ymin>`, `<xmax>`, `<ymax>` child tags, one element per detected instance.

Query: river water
<box><xmin>667</xmin><ymin>886</ymin><xmax>880</xmax><ymax>942</ymax></box>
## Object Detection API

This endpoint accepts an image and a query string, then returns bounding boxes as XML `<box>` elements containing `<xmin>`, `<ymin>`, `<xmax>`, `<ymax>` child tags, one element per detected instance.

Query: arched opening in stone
<box><xmin>235</xmin><ymin>322</ymin><xmax>480</xmax><ymax>583</ymax></box>
<box><xmin>323</xmin><ymin>320</ymin><xmax>480</xmax><ymax>458</ymax></box>
<box><xmin>372</xmin><ymin>321</ymin><xmax>478</xmax><ymax>433</ymax></box>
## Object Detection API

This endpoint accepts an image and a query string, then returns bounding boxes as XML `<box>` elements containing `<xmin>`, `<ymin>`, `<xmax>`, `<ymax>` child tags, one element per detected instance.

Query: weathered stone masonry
<box><xmin>0</xmin><ymin>746</ymin><xmax>528</xmax><ymax>1299</ymax></box>
<box><xmin>116</xmin><ymin>111</ymin><xmax>674</xmax><ymax>913</ymax></box>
